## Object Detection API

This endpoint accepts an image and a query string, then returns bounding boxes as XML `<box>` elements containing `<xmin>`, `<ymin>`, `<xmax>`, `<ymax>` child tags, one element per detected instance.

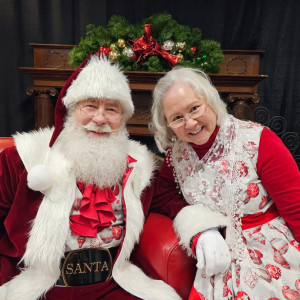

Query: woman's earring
<box><xmin>171</xmin><ymin>136</ymin><xmax>177</xmax><ymax>142</ymax></box>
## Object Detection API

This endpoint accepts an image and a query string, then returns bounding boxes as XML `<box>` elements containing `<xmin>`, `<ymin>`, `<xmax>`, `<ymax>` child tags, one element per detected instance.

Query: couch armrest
<box><xmin>0</xmin><ymin>137</ymin><xmax>14</xmax><ymax>153</ymax></box>
<box><xmin>138</xmin><ymin>213</ymin><xmax>196</xmax><ymax>300</ymax></box>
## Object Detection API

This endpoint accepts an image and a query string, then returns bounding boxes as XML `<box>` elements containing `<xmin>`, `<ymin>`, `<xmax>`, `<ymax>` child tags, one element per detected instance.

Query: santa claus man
<box><xmin>0</xmin><ymin>53</ymin><xmax>180</xmax><ymax>300</ymax></box>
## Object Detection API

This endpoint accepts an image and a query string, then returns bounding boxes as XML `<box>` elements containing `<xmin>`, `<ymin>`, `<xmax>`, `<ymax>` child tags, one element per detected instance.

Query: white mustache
<box><xmin>82</xmin><ymin>122</ymin><xmax>121</xmax><ymax>133</ymax></box>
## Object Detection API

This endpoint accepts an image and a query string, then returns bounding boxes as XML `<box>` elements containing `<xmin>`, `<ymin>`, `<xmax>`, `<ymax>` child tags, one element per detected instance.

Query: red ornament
<box><xmin>112</xmin><ymin>226</ymin><xmax>122</xmax><ymax>240</ymax></box>
<box><xmin>247</xmin><ymin>183</ymin><xmax>259</xmax><ymax>197</ymax></box>
<box><xmin>77</xmin><ymin>236</ymin><xmax>86</xmax><ymax>248</ymax></box>
<box><xmin>274</xmin><ymin>249</ymin><xmax>290</xmax><ymax>269</ymax></box>
<box><xmin>190</xmin><ymin>46</ymin><xmax>197</xmax><ymax>55</ymax></box>
<box><xmin>282</xmin><ymin>286</ymin><xmax>300</xmax><ymax>300</ymax></box>
<box><xmin>236</xmin><ymin>291</ymin><xmax>250</xmax><ymax>300</ymax></box>
<box><xmin>218</xmin><ymin>160</ymin><xmax>229</xmax><ymax>174</ymax></box>
<box><xmin>256</xmin><ymin>268</ymin><xmax>272</xmax><ymax>282</ymax></box>
<box><xmin>266</xmin><ymin>264</ymin><xmax>281</xmax><ymax>280</ymax></box>
<box><xmin>259</xmin><ymin>195</ymin><xmax>270</xmax><ymax>209</ymax></box>
<box><xmin>295</xmin><ymin>279</ymin><xmax>300</xmax><ymax>292</ymax></box>
<box><xmin>223</xmin><ymin>270</ymin><xmax>232</xmax><ymax>283</ymax></box>
<box><xmin>248</xmin><ymin>249</ymin><xmax>262</xmax><ymax>264</ymax></box>
<box><xmin>99</xmin><ymin>46</ymin><xmax>110</xmax><ymax>55</ymax></box>
<box><xmin>254</xmin><ymin>249</ymin><xmax>263</xmax><ymax>258</ymax></box>
<box><xmin>243</xmin><ymin>183</ymin><xmax>259</xmax><ymax>204</ymax></box>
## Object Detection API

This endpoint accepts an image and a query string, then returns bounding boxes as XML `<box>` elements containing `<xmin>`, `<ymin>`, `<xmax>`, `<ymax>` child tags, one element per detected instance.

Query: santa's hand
<box><xmin>195</xmin><ymin>229</ymin><xmax>231</xmax><ymax>277</ymax></box>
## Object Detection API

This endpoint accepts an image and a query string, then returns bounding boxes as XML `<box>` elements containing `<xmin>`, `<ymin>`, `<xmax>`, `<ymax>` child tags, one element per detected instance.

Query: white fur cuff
<box><xmin>173</xmin><ymin>204</ymin><xmax>230</xmax><ymax>256</ymax></box>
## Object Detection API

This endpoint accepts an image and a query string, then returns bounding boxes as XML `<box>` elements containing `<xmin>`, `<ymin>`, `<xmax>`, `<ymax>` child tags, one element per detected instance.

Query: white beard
<box><xmin>56</xmin><ymin>116</ymin><xmax>129</xmax><ymax>188</ymax></box>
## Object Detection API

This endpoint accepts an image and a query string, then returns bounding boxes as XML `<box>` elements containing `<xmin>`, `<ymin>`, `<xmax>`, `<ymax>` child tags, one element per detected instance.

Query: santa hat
<box><xmin>50</xmin><ymin>51</ymin><xmax>134</xmax><ymax>147</ymax></box>
<box><xmin>27</xmin><ymin>51</ymin><xmax>133</xmax><ymax>193</ymax></box>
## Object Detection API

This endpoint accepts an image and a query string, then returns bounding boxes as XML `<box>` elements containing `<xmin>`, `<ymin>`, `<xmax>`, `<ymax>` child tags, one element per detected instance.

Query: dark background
<box><xmin>1</xmin><ymin>0</ymin><xmax>299</xmax><ymax>158</ymax></box>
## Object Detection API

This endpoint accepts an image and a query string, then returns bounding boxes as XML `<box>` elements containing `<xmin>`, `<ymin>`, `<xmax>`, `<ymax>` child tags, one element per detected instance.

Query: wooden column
<box><xmin>27</xmin><ymin>86</ymin><xmax>58</xmax><ymax>128</ymax></box>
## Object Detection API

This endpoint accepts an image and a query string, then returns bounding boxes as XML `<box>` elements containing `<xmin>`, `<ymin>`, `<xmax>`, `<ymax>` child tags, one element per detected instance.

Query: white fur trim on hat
<box><xmin>62</xmin><ymin>55</ymin><xmax>134</xmax><ymax>121</ymax></box>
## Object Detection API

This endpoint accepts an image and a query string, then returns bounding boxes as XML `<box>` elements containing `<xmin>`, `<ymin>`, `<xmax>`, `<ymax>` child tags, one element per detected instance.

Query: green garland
<box><xmin>69</xmin><ymin>13</ymin><xmax>224</xmax><ymax>73</ymax></box>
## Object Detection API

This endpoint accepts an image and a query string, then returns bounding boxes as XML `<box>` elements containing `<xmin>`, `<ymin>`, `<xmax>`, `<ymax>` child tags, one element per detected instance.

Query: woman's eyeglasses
<box><xmin>167</xmin><ymin>105</ymin><xmax>207</xmax><ymax>129</ymax></box>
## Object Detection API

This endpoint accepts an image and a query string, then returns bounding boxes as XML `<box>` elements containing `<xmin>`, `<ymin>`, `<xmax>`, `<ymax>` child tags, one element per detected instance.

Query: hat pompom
<box><xmin>27</xmin><ymin>164</ymin><xmax>54</xmax><ymax>192</ymax></box>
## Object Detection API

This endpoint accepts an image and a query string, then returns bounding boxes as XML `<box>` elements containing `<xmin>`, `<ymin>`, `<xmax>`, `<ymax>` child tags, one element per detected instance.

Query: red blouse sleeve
<box><xmin>150</xmin><ymin>152</ymin><xmax>188</xmax><ymax>219</ymax></box>
<box><xmin>257</xmin><ymin>128</ymin><xmax>300</xmax><ymax>242</ymax></box>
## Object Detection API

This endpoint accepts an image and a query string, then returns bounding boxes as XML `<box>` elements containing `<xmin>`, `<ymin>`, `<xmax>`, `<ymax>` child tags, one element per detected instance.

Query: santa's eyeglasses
<box><xmin>76</xmin><ymin>102</ymin><xmax>123</xmax><ymax>123</ymax></box>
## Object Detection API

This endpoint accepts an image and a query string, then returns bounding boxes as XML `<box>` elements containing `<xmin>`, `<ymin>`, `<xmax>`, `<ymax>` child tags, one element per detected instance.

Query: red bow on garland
<box><xmin>128</xmin><ymin>24</ymin><xmax>181</xmax><ymax>68</ymax></box>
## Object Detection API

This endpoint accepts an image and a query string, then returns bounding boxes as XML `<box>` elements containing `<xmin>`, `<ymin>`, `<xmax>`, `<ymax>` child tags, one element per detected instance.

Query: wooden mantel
<box><xmin>20</xmin><ymin>43</ymin><xmax>267</xmax><ymax>135</ymax></box>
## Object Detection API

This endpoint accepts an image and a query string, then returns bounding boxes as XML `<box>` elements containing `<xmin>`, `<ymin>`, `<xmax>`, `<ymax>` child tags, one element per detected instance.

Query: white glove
<box><xmin>195</xmin><ymin>228</ymin><xmax>231</xmax><ymax>277</ymax></box>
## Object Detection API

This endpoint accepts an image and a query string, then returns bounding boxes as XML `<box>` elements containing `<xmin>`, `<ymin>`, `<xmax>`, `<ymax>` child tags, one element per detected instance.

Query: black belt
<box><xmin>56</xmin><ymin>247</ymin><xmax>119</xmax><ymax>287</ymax></box>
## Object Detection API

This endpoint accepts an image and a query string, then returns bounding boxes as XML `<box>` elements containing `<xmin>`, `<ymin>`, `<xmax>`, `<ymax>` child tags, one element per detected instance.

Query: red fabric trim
<box><xmin>241</xmin><ymin>203</ymin><xmax>279</xmax><ymax>230</ymax></box>
<box><xmin>190</xmin><ymin>233</ymin><xmax>201</xmax><ymax>255</ymax></box>
<box><xmin>120</xmin><ymin>155</ymin><xmax>136</xmax><ymax>224</ymax></box>
<box><xmin>122</xmin><ymin>156</ymin><xmax>136</xmax><ymax>190</ymax></box>
<box><xmin>127</xmin><ymin>155</ymin><xmax>137</xmax><ymax>165</ymax></box>
<box><xmin>188</xmin><ymin>286</ymin><xmax>205</xmax><ymax>300</ymax></box>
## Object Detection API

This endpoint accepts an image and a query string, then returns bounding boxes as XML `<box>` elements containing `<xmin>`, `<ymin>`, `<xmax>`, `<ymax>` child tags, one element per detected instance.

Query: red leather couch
<box><xmin>138</xmin><ymin>213</ymin><xmax>196</xmax><ymax>299</ymax></box>
<box><xmin>0</xmin><ymin>137</ymin><xmax>15</xmax><ymax>152</ymax></box>
<box><xmin>0</xmin><ymin>137</ymin><xmax>196</xmax><ymax>299</ymax></box>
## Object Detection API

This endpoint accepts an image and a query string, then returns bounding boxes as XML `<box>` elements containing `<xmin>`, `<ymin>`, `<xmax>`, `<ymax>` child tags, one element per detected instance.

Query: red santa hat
<box><xmin>27</xmin><ymin>51</ymin><xmax>133</xmax><ymax>193</ymax></box>
<box><xmin>49</xmin><ymin>51</ymin><xmax>133</xmax><ymax>147</ymax></box>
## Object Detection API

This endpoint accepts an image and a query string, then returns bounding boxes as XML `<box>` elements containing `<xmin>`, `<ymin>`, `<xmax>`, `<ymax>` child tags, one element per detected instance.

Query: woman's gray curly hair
<box><xmin>149</xmin><ymin>67</ymin><xmax>228</xmax><ymax>152</ymax></box>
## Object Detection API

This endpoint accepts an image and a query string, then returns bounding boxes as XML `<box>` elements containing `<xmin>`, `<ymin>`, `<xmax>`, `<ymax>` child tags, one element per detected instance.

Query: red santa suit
<box><xmin>0</xmin><ymin>53</ymin><xmax>181</xmax><ymax>300</ymax></box>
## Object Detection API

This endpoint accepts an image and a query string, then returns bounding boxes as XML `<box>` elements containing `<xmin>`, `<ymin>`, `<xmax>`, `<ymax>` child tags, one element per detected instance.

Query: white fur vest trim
<box><xmin>174</xmin><ymin>204</ymin><xmax>233</xmax><ymax>257</ymax></box>
<box><xmin>0</xmin><ymin>128</ymin><xmax>179</xmax><ymax>300</ymax></box>
<box><xmin>113</xmin><ymin>142</ymin><xmax>180</xmax><ymax>300</ymax></box>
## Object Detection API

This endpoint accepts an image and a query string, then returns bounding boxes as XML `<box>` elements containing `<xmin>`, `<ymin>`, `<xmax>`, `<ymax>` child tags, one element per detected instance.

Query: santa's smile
<box><xmin>88</xmin><ymin>130</ymin><xmax>109</xmax><ymax>137</ymax></box>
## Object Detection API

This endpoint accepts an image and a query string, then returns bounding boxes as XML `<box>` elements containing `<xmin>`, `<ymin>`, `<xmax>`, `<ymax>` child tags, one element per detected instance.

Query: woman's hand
<box><xmin>195</xmin><ymin>229</ymin><xmax>231</xmax><ymax>277</ymax></box>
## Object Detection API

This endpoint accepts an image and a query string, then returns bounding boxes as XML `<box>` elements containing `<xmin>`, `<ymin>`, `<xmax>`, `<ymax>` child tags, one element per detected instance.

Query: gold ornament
<box><xmin>117</xmin><ymin>38</ymin><xmax>126</xmax><ymax>48</ymax></box>
<box><xmin>176</xmin><ymin>53</ymin><xmax>184</xmax><ymax>59</ymax></box>
<box><xmin>110</xmin><ymin>43</ymin><xmax>118</xmax><ymax>51</ymax></box>
<box><xmin>108</xmin><ymin>50</ymin><xmax>120</xmax><ymax>62</ymax></box>
<box><xmin>176</xmin><ymin>42</ymin><xmax>186</xmax><ymax>53</ymax></box>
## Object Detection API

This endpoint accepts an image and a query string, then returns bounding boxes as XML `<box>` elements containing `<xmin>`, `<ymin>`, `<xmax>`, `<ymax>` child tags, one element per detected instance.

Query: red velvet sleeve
<box><xmin>0</xmin><ymin>146</ymin><xmax>24</xmax><ymax>219</ymax></box>
<box><xmin>140</xmin><ymin>172</ymin><xmax>158</xmax><ymax>218</ymax></box>
<box><xmin>150</xmin><ymin>152</ymin><xmax>188</xmax><ymax>219</ymax></box>
<box><xmin>257</xmin><ymin>128</ymin><xmax>300</xmax><ymax>242</ymax></box>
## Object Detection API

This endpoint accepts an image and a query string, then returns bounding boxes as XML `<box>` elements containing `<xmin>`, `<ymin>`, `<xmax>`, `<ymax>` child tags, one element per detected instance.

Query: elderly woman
<box><xmin>150</xmin><ymin>67</ymin><xmax>300</xmax><ymax>299</ymax></box>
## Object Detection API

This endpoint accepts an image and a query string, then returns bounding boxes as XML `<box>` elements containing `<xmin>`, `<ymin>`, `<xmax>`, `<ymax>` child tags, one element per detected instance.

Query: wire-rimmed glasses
<box><xmin>167</xmin><ymin>105</ymin><xmax>207</xmax><ymax>129</ymax></box>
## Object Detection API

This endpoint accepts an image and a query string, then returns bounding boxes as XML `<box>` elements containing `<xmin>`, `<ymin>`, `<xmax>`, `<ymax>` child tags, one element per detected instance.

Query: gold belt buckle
<box><xmin>60</xmin><ymin>247</ymin><xmax>113</xmax><ymax>287</ymax></box>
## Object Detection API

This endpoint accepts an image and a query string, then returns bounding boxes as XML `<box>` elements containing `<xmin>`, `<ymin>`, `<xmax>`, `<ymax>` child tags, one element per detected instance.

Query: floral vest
<box><xmin>169</xmin><ymin>115</ymin><xmax>273</xmax><ymax>260</ymax></box>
